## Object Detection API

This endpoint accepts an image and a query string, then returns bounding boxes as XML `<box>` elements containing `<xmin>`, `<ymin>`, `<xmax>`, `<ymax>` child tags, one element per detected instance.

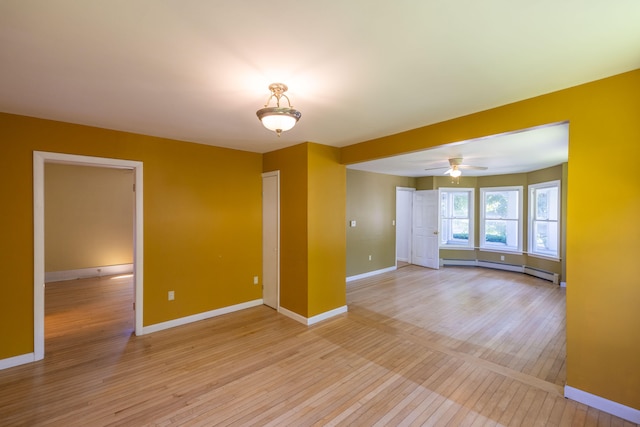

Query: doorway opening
<box><xmin>33</xmin><ymin>151</ymin><xmax>144</xmax><ymax>361</ymax></box>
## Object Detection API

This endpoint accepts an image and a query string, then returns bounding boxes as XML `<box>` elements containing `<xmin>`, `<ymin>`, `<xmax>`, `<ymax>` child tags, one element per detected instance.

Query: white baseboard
<box><xmin>308</xmin><ymin>305</ymin><xmax>348</xmax><ymax>325</ymax></box>
<box><xmin>346</xmin><ymin>266</ymin><xmax>396</xmax><ymax>283</ymax></box>
<box><xmin>441</xmin><ymin>259</ymin><xmax>477</xmax><ymax>267</ymax></box>
<box><xmin>560</xmin><ymin>281</ymin><xmax>567</xmax><ymax>288</ymax></box>
<box><xmin>565</xmin><ymin>385</ymin><xmax>640</xmax><ymax>424</ymax></box>
<box><xmin>524</xmin><ymin>266</ymin><xmax>560</xmax><ymax>284</ymax></box>
<box><xmin>442</xmin><ymin>259</ymin><xmax>562</xmax><ymax>285</ymax></box>
<box><xmin>45</xmin><ymin>263</ymin><xmax>133</xmax><ymax>283</ymax></box>
<box><xmin>142</xmin><ymin>299</ymin><xmax>263</xmax><ymax>334</ymax></box>
<box><xmin>0</xmin><ymin>352</ymin><xmax>36</xmax><ymax>370</ymax></box>
<box><xmin>477</xmin><ymin>260</ymin><xmax>525</xmax><ymax>273</ymax></box>
<box><xmin>279</xmin><ymin>305</ymin><xmax>348</xmax><ymax>326</ymax></box>
<box><xmin>278</xmin><ymin>307</ymin><xmax>308</xmax><ymax>324</ymax></box>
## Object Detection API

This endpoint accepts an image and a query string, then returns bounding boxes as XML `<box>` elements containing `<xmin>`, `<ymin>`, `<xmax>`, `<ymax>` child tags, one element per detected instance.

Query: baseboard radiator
<box><xmin>442</xmin><ymin>259</ymin><xmax>560</xmax><ymax>285</ymax></box>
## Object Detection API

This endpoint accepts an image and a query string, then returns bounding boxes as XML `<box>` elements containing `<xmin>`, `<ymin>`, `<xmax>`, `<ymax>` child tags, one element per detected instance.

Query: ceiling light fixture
<box><xmin>256</xmin><ymin>83</ymin><xmax>301</xmax><ymax>136</ymax></box>
<box><xmin>449</xmin><ymin>166</ymin><xmax>462</xmax><ymax>178</ymax></box>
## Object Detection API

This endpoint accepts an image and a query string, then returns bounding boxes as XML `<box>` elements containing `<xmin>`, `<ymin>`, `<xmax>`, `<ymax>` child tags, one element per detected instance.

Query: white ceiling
<box><xmin>348</xmin><ymin>122</ymin><xmax>569</xmax><ymax>177</ymax></box>
<box><xmin>1</xmin><ymin>1</ymin><xmax>639</xmax><ymax>160</ymax></box>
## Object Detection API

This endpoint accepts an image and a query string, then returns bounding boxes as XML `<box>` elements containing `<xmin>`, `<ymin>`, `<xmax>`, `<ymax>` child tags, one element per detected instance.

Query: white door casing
<box><xmin>33</xmin><ymin>151</ymin><xmax>144</xmax><ymax>362</ymax></box>
<box><xmin>395</xmin><ymin>187</ymin><xmax>414</xmax><ymax>263</ymax></box>
<box><xmin>262</xmin><ymin>171</ymin><xmax>279</xmax><ymax>309</ymax></box>
<box><xmin>412</xmin><ymin>190</ymin><xmax>439</xmax><ymax>269</ymax></box>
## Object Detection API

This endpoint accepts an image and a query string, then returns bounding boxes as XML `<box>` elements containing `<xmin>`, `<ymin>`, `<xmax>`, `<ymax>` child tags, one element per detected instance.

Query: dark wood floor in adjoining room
<box><xmin>1</xmin><ymin>266</ymin><xmax>636</xmax><ymax>426</ymax></box>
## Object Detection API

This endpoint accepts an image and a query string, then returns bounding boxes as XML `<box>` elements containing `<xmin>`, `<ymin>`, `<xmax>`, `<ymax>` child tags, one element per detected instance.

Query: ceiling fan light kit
<box><xmin>424</xmin><ymin>157</ymin><xmax>488</xmax><ymax>177</ymax></box>
<box><xmin>256</xmin><ymin>83</ymin><xmax>302</xmax><ymax>137</ymax></box>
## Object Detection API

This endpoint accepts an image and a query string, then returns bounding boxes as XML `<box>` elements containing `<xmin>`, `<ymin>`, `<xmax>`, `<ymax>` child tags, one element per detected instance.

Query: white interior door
<box><xmin>395</xmin><ymin>187</ymin><xmax>414</xmax><ymax>263</ymax></box>
<box><xmin>412</xmin><ymin>190</ymin><xmax>439</xmax><ymax>269</ymax></box>
<box><xmin>262</xmin><ymin>171</ymin><xmax>279</xmax><ymax>309</ymax></box>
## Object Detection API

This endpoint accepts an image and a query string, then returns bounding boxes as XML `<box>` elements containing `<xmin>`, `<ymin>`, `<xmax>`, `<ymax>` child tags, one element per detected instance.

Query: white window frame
<box><xmin>480</xmin><ymin>186</ymin><xmax>523</xmax><ymax>253</ymax></box>
<box><xmin>528</xmin><ymin>180</ymin><xmax>561</xmax><ymax>260</ymax></box>
<box><xmin>439</xmin><ymin>188</ymin><xmax>474</xmax><ymax>249</ymax></box>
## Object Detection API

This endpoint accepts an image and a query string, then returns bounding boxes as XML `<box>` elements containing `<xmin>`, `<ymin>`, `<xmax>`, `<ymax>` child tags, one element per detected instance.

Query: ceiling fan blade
<box><xmin>443</xmin><ymin>168</ymin><xmax>453</xmax><ymax>175</ymax></box>
<box><xmin>423</xmin><ymin>166</ymin><xmax>448</xmax><ymax>171</ymax></box>
<box><xmin>458</xmin><ymin>165</ymin><xmax>488</xmax><ymax>170</ymax></box>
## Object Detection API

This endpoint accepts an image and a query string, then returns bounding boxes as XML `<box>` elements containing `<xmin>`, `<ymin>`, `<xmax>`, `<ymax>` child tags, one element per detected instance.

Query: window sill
<box><xmin>527</xmin><ymin>252</ymin><xmax>561</xmax><ymax>262</ymax></box>
<box><xmin>440</xmin><ymin>246</ymin><xmax>475</xmax><ymax>250</ymax></box>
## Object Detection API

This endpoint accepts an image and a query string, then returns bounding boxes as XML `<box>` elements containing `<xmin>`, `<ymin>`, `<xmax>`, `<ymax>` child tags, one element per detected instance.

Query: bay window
<box><xmin>480</xmin><ymin>186</ymin><xmax>523</xmax><ymax>252</ymax></box>
<box><xmin>440</xmin><ymin>188</ymin><xmax>474</xmax><ymax>248</ymax></box>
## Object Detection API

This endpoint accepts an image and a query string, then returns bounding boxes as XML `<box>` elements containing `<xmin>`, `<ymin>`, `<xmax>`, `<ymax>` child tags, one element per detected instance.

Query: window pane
<box><xmin>484</xmin><ymin>220</ymin><xmax>506</xmax><ymax>244</ymax></box>
<box><xmin>533</xmin><ymin>221</ymin><xmax>558</xmax><ymax>255</ymax></box>
<box><xmin>451</xmin><ymin>219</ymin><xmax>469</xmax><ymax>241</ymax></box>
<box><xmin>453</xmin><ymin>193</ymin><xmax>468</xmax><ymax>217</ymax></box>
<box><xmin>440</xmin><ymin>192</ymin><xmax>448</xmax><ymax>217</ymax></box>
<box><xmin>484</xmin><ymin>192</ymin><xmax>508</xmax><ymax>218</ymax></box>
<box><xmin>485</xmin><ymin>191</ymin><xmax>519</xmax><ymax>219</ymax></box>
<box><xmin>484</xmin><ymin>219</ymin><xmax>519</xmax><ymax>248</ymax></box>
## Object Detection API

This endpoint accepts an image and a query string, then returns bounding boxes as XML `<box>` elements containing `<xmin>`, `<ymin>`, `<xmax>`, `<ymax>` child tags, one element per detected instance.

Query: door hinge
<box><xmin>133</xmin><ymin>302</ymin><xmax>135</xmax><ymax>310</ymax></box>
<box><xmin>133</xmin><ymin>183</ymin><xmax>136</xmax><ymax>192</ymax></box>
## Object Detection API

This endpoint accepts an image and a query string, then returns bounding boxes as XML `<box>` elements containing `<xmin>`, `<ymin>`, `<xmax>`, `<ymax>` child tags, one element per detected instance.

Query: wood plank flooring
<box><xmin>0</xmin><ymin>266</ymin><xmax>636</xmax><ymax>426</ymax></box>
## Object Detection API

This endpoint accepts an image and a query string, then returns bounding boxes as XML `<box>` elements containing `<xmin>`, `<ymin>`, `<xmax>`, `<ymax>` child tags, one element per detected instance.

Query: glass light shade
<box><xmin>450</xmin><ymin>168</ymin><xmax>462</xmax><ymax>178</ymax></box>
<box><xmin>257</xmin><ymin>107</ymin><xmax>301</xmax><ymax>133</ymax></box>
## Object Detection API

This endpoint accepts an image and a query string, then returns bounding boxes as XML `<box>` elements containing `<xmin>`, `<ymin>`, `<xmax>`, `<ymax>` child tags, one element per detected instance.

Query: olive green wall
<box><xmin>44</xmin><ymin>163</ymin><xmax>134</xmax><ymax>272</ymax></box>
<box><xmin>0</xmin><ymin>113</ymin><xmax>262</xmax><ymax>358</ymax></box>
<box><xmin>346</xmin><ymin>169</ymin><xmax>415</xmax><ymax>277</ymax></box>
<box><xmin>341</xmin><ymin>69</ymin><xmax>640</xmax><ymax>410</ymax></box>
<box><xmin>348</xmin><ymin>165</ymin><xmax>564</xmax><ymax>279</ymax></box>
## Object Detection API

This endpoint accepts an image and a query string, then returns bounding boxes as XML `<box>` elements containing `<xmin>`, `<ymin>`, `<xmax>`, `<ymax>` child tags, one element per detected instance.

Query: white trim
<box><xmin>523</xmin><ymin>266</ymin><xmax>559</xmax><ymax>285</ymax></box>
<box><xmin>346</xmin><ymin>266</ymin><xmax>396</xmax><ymax>282</ymax></box>
<box><xmin>262</xmin><ymin>171</ymin><xmax>280</xmax><ymax>310</ymax></box>
<box><xmin>308</xmin><ymin>306</ymin><xmax>348</xmax><ymax>325</ymax></box>
<box><xmin>278</xmin><ymin>306</ymin><xmax>308</xmax><ymax>325</ymax></box>
<box><xmin>441</xmin><ymin>259</ymin><xmax>477</xmax><ymax>267</ymax></box>
<box><xmin>0</xmin><ymin>353</ymin><xmax>35</xmax><ymax>370</ymax></box>
<box><xmin>45</xmin><ymin>264</ymin><xmax>134</xmax><ymax>283</ymax></box>
<box><xmin>33</xmin><ymin>151</ymin><xmax>144</xmax><ymax>364</ymax></box>
<box><xmin>395</xmin><ymin>186</ymin><xmax>415</xmax><ymax>268</ymax></box>
<box><xmin>278</xmin><ymin>305</ymin><xmax>348</xmax><ymax>326</ymax></box>
<box><xmin>439</xmin><ymin>187</ymin><xmax>475</xmax><ymax>250</ymax></box>
<box><xmin>479</xmin><ymin>185</ymin><xmax>523</xmax><ymax>253</ymax></box>
<box><xmin>142</xmin><ymin>299</ymin><xmax>263</xmax><ymax>334</ymax></box>
<box><xmin>565</xmin><ymin>385</ymin><xmax>640</xmax><ymax>424</ymax></box>
<box><xmin>528</xmin><ymin>180</ymin><xmax>561</xmax><ymax>259</ymax></box>
<box><xmin>476</xmin><ymin>260</ymin><xmax>524</xmax><ymax>273</ymax></box>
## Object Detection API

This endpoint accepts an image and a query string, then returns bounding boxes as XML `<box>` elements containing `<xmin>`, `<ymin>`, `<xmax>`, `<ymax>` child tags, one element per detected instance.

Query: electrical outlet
<box><xmin>253</xmin><ymin>276</ymin><xmax>259</xmax><ymax>285</ymax></box>
<box><xmin>500</xmin><ymin>255</ymin><xmax>505</xmax><ymax>261</ymax></box>
<box><xmin>368</xmin><ymin>255</ymin><xmax>372</xmax><ymax>261</ymax></box>
<box><xmin>168</xmin><ymin>290</ymin><xmax>175</xmax><ymax>301</ymax></box>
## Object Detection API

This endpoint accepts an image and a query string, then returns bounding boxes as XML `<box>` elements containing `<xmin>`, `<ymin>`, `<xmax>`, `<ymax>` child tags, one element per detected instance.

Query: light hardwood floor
<box><xmin>1</xmin><ymin>266</ymin><xmax>636</xmax><ymax>426</ymax></box>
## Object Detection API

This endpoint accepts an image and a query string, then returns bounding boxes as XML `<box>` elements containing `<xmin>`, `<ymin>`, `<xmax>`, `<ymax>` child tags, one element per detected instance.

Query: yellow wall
<box><xmin>307</xmin><ymin>143</ymin><xmax>346</xmax><ymax>316</ymax></box>
<box><xmin>45</xmin><ymin>163</ymin><xmax>134</xmax><ymax>272</ymax></box>
<box><xmin>0</xmin><ymin>113</ymin><xmax>263</xmax><ymax>358</ymax></box>
<box><xmin>341</xmin><ymin>69</ymin><xmax>640</xmax><ymax>409</ymax></box>
<box><xmin>264</xmin><ymin>142</ymin><xmax>346</xmax><ymax>318</ymax></box>
<box><xmin>263</xmin><ymin>143</ymin><xmax>309</xmax><ymax>315</ymax></box>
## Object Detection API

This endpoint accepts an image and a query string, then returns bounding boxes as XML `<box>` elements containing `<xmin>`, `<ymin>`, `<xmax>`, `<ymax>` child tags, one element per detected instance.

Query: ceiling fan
<box><xmin>424</xmin><ymin>157</ymin><xmax>488</xmax><ymax>177</ymax></box>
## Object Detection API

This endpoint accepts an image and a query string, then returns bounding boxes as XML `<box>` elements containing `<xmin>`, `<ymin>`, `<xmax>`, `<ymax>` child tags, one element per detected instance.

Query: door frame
<box><xmin>33</xmin><ymin>151</ymin><xmax>144</xmax><ymax>361</ymax></box>
<box><xmin>395</xmin><ymin>187</ymin><xmax>415</xmax><ymax>265</ymax></box>
<box><xmin>261</xmin><ymin>171</ymin><xmax>280</xmax><ymax>310</ymax></box>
